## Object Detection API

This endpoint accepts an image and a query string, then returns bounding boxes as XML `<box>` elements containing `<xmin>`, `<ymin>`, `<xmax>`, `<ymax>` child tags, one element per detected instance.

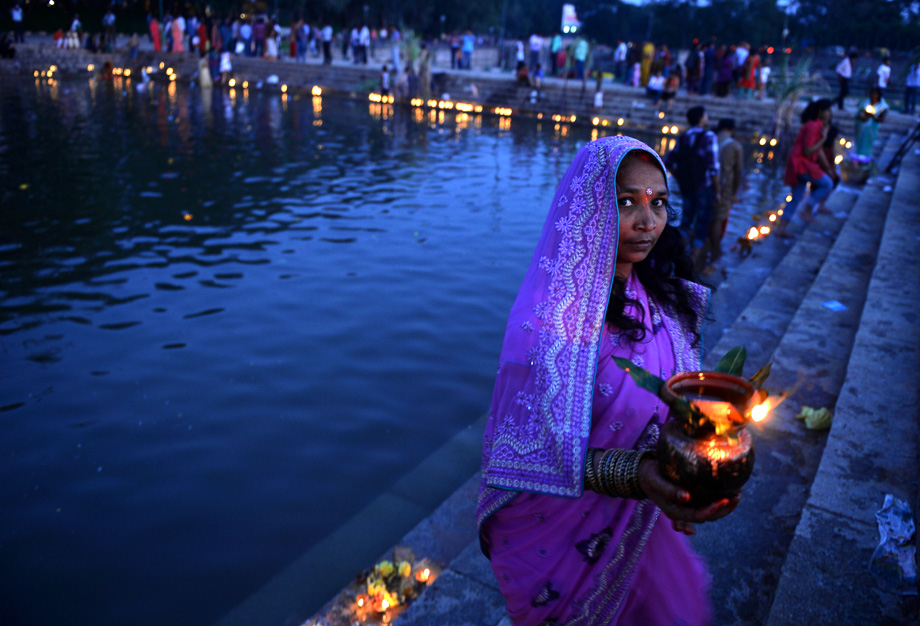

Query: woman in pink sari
<box><xmin>149</xmin><ymin>17</ymin><xmax>161</xmax><ymax>52</ymax></box>
<box><xmin>171</xmin><ymin>18</ymin><xmax>184</xmax><ymax>53</ymax></box>
<box><xmin>478</xmin><ymin>136</ymin><xmax>739</xmax><ymax>626</ymax></box>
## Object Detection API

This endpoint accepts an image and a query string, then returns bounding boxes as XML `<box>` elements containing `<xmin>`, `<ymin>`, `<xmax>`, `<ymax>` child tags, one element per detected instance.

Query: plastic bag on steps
<box><xmin>869</xmin><ymin>494</ymin><xmax>917</xmax><ymax>596</ymax></box>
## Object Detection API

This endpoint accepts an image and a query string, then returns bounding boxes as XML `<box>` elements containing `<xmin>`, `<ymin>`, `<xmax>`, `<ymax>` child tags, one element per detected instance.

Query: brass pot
<box><xmin>657</xmin><ymin>372</ymin><xmax>756</xmax><ymax>504</ymax></box>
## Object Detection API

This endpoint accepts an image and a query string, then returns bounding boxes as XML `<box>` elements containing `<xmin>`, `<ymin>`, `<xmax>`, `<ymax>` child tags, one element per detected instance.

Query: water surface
<box><xmin>0</xmin><ymin>77</ymin><xmax>783</xmax><ymax>626</ymax></box>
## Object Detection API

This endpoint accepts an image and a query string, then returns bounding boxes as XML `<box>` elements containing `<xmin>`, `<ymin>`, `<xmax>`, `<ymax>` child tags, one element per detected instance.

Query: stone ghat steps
<box><xmin>692</xmin><ymin>132</ymin><xmax>902</xmax><ymax>625</ymax></box>
<box><xmin>764</xmin><ymin>142</ymin><xmax>920</xmax><ymax>625</ymax></box>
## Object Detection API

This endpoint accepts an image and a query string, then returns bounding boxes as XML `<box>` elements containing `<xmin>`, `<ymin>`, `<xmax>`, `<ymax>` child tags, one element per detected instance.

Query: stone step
<box><xmin>764</xmin><ymin>141</ymin><xmax>920</xmax><ymax>625</ymax></box>
<box><xmin>691</xmin><ymin>132</ymin><xmax>902</xmax><ymax>625</ymax></box>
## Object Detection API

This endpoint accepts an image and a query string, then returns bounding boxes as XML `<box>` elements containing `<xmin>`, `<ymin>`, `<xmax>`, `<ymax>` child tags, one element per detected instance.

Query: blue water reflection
<box><xmin>0</xmin><ymin>78</ymin><xmax>782</xmax><ymax>626</ymax></box>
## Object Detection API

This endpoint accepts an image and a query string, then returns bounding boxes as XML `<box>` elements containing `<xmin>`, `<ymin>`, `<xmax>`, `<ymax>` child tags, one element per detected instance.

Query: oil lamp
<box><xmin>658</xmin><ymin>371</ymin><xmax>766</xmax><ymax>504</ymax></box>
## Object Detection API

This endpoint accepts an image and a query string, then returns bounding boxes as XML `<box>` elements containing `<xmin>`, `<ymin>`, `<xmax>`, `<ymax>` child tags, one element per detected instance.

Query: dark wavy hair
<box><xmin>604</xmin><ymin>152</ymin><xmax>702</xmax><ymax>347</ymax></box>
<box><xmin>801</xmin><ymin>98</ymin><xmax>833</xmax><ymax>123</ymax></box>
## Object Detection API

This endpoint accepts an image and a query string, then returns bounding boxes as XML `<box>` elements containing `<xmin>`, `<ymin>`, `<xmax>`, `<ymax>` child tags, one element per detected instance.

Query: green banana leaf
<box><xmin>714</xmin><ymin>346</ymin><xmax>747</xmax><ymax>376</ymax></box>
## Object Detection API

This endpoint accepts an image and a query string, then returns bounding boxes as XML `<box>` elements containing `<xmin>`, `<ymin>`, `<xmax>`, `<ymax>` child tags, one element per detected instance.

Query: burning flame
<box><xmin>416</xmin><ymin>568</ymin><xmax>431</xmax><ymax>583</ymax></box>
<box><xmin>747</xmin><ymin>227</ymin><xmax>760</xmax><ymax>240</ymax></box>
<box><xmin>704</xmin><ymin>439</ymin><xmax>732</xmax><ymax>462</ymax></box>
<box><xmin>750</xmin><ymin>393</ymin><xmax>787</xmax><ymax>423</ymax></box>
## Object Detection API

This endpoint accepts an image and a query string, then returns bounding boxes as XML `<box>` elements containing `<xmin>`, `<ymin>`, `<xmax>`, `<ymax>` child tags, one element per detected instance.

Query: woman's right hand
<box><xmin>637</xmin><ymin>458</ymin><xmax>740</xmax><ymax>535</ymax></box>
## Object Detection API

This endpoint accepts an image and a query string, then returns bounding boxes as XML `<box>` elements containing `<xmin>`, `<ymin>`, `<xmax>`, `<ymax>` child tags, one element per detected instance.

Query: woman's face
<box><xmin>614</xmin><ymin>153</ymin><xmax>669</xmax><ymax>279</ymax></box>
<box><xmin>818</xmin><ymin>106</ymin><xmax>832</xmax><ymax>124</ymax></box>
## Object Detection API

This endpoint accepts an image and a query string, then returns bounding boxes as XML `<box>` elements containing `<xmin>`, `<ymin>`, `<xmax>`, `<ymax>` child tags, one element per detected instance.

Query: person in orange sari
<box><xmin>198</xmin><ymin>20</ymin><xmax>208</xmax><ymax>53</ymax></box>
<box><xmin>640</xmin><ymin>41</ymin><xmax>655</xmax><ymax>86</ymax></box>
<box><xmin>737</xmin><ymin>46</ymin><xmax>760</xmax><ymax>99</ymax></box>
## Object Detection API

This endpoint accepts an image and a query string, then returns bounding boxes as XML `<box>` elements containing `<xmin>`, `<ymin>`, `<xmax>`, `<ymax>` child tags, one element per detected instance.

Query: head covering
<box><xmin>478</xmin><ymin>136</ymin><xmax>674</xmax><ymax>509</ymax></box>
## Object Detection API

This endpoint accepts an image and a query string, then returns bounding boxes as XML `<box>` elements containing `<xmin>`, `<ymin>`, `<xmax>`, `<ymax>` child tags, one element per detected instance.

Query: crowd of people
<box><xmin>18</xmin><ymin>4</ymin><xmax>920</xmax><ymax>120</ymax></box>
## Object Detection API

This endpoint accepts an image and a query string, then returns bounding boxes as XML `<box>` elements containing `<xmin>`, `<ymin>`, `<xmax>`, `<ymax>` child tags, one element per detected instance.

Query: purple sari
<box><xmin>477</xmin><ymin>137</ymin><xmax>711</xmax><ymax>625</ymax></box>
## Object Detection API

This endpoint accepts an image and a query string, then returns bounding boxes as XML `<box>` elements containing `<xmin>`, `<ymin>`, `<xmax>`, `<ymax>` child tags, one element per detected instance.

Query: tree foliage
<box><xmin>15</xmin><ymin>0</ymin><xmax>919</xmax><ymax>51</ymax></box>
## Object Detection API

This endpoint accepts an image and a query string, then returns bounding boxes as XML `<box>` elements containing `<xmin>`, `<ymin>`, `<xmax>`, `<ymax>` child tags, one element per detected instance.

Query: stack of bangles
<box><xmin>585</xmin><ymin>448</ymin><xmax>652</xmax><ymax>499</ymax></box>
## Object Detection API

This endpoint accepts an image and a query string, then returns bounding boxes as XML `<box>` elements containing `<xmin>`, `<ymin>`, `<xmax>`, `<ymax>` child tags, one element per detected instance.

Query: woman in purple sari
<box><xmin>477</xmin><ymin>136</ymin><xmax>739</xmax><ymax>626</ymax></box>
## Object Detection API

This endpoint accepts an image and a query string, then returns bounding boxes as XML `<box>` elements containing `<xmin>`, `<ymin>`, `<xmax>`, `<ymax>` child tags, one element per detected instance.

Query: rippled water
<box><xmin>0</xmin><ymin>78</ymin><xmax>783</xmax><ymax>626</ymax></box>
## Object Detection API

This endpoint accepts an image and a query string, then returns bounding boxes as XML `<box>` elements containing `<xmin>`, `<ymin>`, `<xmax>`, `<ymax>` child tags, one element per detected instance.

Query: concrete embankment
<box><xmin>4</xmin><ymin>40</ymin><xmax>916</xmax><ymax>148</ymax></box>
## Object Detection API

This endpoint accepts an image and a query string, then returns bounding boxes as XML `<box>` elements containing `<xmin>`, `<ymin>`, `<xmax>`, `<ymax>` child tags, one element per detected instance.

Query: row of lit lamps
<box><xmin>27</xmin><ymin>68</ymin><xmax>857</xmax><ymax>156</ymax></box>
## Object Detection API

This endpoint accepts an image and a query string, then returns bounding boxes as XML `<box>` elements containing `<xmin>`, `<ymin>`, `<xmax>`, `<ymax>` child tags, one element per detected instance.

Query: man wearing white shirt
<box><xmin>876</xmin><ymin>57</ymin><xmax>891</xmax><ymax>98</ymax></box>
<box><xmin>835</xmin><ymin>52</ymin><xmax>857</xmax><ymax>110</ymax></box>
<box><xmin>733</xmin><ymin>42</ymin><xmax>749</xmax><ymax>83</ymax></box>
<box><xmin>11</xmin><ymin>3</ymin><xmax>24</xmax><ymax>43</ymax></box>
<box><xmin>614</xmin><ymin>39</ymin><xmax>627</xmax><ymax>82</ymax></box>
<box><xmin>528</xmin><ymin>33</ymin><xmax>543</xmax><ymax>72</ymax></box>
<box><xmin>321</xmin><ymin>24</ymin><xmax>332</xmax><ymax>64</ymax></box>
<box><xmin>358</xmin><ymin>24</ymin><xmax>370</xmax><ymax>64</ymax></box>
